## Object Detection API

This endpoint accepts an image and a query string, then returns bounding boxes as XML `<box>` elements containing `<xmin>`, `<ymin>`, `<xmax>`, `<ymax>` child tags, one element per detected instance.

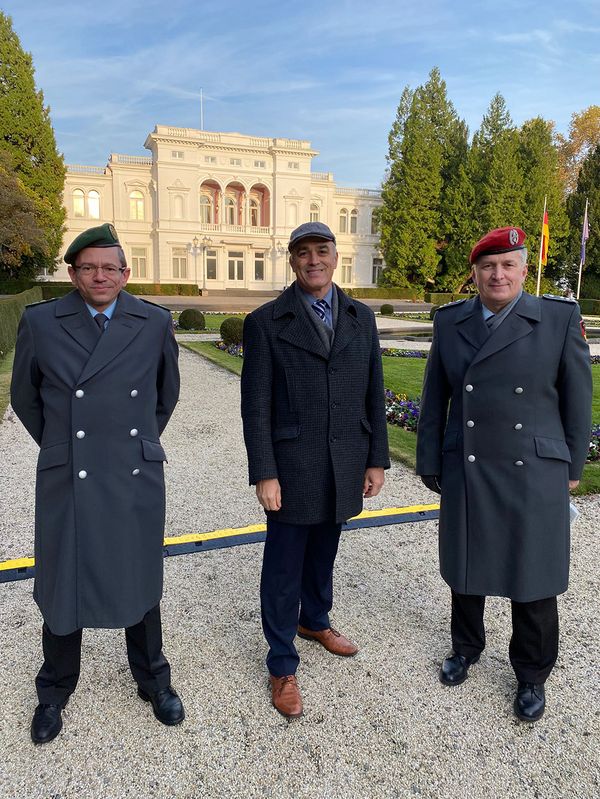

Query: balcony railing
<box><xmin>198</xmin><ymin>223</ymin><xmax>271</xmax><ymax>235</ymax></box>
<box><xmin>67</xmin><ymin>164</ymin><xmax>107</xmax><ymax>175</ymax></box>
<box><xmin>335</xmin><ymin>187</ymin><xmax>381</xmax><ymax>197</ymax></box>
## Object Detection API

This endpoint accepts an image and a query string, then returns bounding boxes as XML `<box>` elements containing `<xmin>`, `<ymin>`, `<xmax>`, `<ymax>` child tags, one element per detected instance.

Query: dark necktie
<box><xmin>312</xmin><ymin>299</ymin><xmax>330</xmax><ymax>327</ymax></box>
<box><xmin>94</xmin><ymin>313</ymin><xmax>108</xmax><ymax>333</ymax></box>
<box><xmin>486</xmin><ymin>314</ymin><xmax>495</xmax><ymax>330</ymax></box>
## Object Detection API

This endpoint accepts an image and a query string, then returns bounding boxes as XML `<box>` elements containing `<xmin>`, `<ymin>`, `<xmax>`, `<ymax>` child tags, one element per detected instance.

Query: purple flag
<box><xmin>581</xmin><ymin>202</ymin><xmax>589</xmax><ymax>264</ymax></box>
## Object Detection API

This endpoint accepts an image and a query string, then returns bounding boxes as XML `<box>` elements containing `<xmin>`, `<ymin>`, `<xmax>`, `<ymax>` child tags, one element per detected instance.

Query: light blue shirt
<box><xmin>86</xmin><ymin>299</ymin><xmax>117</xmax><ymax>329</ymax></box>
<box><xmin>481</xmin><ymin>290</ymin><xmax>523</xmax><ymax>324</ymax></box>
<box><xmin>302</xmin><ymin>286</ymin><xmax>334</xmax><ymax>328</ymax></box>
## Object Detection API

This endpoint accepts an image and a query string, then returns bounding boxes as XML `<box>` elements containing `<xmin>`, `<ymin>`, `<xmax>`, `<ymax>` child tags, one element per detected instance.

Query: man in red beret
<box><xmin>416</xmin><ymin>226</ymin><xmax>592</xmax><ymax>722</ymax></box>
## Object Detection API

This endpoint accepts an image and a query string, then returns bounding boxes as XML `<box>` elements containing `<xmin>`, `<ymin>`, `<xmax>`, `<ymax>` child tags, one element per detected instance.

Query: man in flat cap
<box><xmin>241</xmin><ymin>222</ymin><xmax>389</xmax><ymax>718</ymax></box>
<box><xmin>416</xmin><ymin>226</ymin><xmax>592</xmax><ymax>721</ymax></box>
<box><xmin>11</xmin><ymin>223</ymin><xmax>184</xmax><ymax>743</ymax></box>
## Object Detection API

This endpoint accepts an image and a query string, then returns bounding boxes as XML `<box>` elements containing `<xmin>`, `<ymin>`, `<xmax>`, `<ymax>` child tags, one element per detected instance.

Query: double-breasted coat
<box><xmin>10</xmin><ymin>289</ymin><xmax>179</xmax><ymax>635</ymax></box>
<box><xmin>416</xmin><ymin>292</ymin><xmax>592</xmax><ymax>602</ymax></box>
<box><xmin>241</xmin><ymin>283</ymin><xmax>390</xmax><ymax>526</ymax></box>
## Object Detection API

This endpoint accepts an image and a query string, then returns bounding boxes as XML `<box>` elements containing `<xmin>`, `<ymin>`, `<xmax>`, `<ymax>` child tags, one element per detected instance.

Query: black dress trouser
<box><xmin>450</xmin><ymin>590</ymin><xmax>559</xmax><ymax>684</ymax></box>
<box><xmin>35</xmin><ymin>604</ymin><xmax>171</xmax><ymax>705</ymax></box>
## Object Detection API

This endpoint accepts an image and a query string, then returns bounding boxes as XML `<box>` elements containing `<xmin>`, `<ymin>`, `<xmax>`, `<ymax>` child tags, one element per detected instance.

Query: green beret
<box><xmin>64</xmin><ymin>223</ymin><xmax>121</xmax><ymax>265</ymax></box>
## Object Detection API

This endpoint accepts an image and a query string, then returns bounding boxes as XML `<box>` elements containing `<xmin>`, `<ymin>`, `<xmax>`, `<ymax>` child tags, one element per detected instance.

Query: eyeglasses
<box><xmin>74</xmin><ymin>265</ymin><xmax>126</xmax><ymax>276</ymax></box>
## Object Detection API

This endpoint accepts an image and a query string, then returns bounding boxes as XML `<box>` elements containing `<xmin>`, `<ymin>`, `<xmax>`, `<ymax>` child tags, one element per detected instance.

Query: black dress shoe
<box><xmin>138</xmin><ymin>685</ymin><xmax>185</xmax><ymax>726</ymax></box>
<box><xmin>514</xmin><ymin>682</ymin><xmax>545</xmax><ymax>722</ymax></box>
<box><xmin>31</xmin><ymin>703</ymin><xmax>64</xmax><ymax>744</ymax></box>
<box><xmin>440</xmin><ymin>651</ymin><xmax>480</xmax><ymax>686</ymax></box>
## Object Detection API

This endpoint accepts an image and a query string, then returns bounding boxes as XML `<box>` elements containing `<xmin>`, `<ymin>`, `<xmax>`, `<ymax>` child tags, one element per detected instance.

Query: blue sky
<box><xmin>3</xmin><ymin>0</ymin><xmax>600</xmax><ymax>188</ymax></box>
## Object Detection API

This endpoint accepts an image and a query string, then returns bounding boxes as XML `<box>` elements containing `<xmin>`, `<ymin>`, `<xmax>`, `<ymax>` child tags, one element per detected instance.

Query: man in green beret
<box><xmin>11</xmin><ymin>223</ymin><xmax>184</xmax><ymax>743</ymax></box>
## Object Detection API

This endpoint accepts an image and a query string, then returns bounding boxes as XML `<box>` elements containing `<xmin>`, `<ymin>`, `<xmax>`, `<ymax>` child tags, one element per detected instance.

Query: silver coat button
<box><xmin>514</xmin><ymin>423</ymin><xmax>523</xmax><ymax>430</ymax></box>
<box><xmin>515</xmin><ymin>460</ymin><xmax>524</xmax><ymax>466</ymax></box>
<box><xmin>78</xmin><ymin>470</ymin><xmax>87</xmax><ymax>479</ymax></box>
<box><xmin>466</xmin><ymin>420</ymin><xmax>475</xmax><ymax>428</ymax></box>
<box><xmin>130</xmin><ymin>390</ymin><xmax>138</xmax><ymax>397</ymax></box>
<box><xmin>129</xmin><ymin>428</ymin><xmax>139</xmax><ymax>437</ymax></box>
<box><xmin>75</xmin><ymin>389</ymin><xmax>84</xmax><ymax>398</ymax></box>
<box><xmin>467</xmin><ymin>455</ymin><xmax>476</xmax><ymax>463</ymax></box>
<box><xmin>132</xmin><ymin>468</ymin><xmax>140</xmax><ymax>476</ymax></box>
<box><xmin>514</xmin><ymin>387</ymin><xmax>524</xmax><ymax>394</ymax></box>
<box><xmin>465</xmin><ymin>384</ymin><xmax>473</xmax><ymax>392</ymax></box>
<box><xmin>76</xmin><ymin>430</ymin><xmax>85</xmax><ymax>439</ymax></box>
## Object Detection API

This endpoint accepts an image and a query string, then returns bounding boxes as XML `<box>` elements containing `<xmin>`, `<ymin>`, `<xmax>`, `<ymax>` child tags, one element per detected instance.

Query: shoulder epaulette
<box><xmin>25</xmin><ymin>297</ymin><xmax>58</xmax><ymax>309</ymax></box>
<box><xmin>437</xmin><ymin>298</ymin><xmax>467</xmax><ymax>311</ymax></box>
<box><xmin>542</xmin><ymin>294</ymin><xmax>576</xmax><ymax>303</ymax></box>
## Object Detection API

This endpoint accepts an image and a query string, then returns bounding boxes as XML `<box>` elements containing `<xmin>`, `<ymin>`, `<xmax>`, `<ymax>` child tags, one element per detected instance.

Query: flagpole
<box><xmin>535</xmin><ymin>195</ymin><xmax>547</xmax><ymax>296</ymax></box>
<box><xmin>576</xmin><ymin>198</ymin><xmax>589</xmax><ymax>300</ymax></box>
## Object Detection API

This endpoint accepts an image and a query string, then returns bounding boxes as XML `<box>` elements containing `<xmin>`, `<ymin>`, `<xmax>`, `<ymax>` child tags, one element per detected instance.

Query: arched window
<box><xmin>200</xmin><ymin>195</ymin><xmax>213</xmax><ymax>223</ymax></box>
<box><xmin>371</xmin><ymin>210</ymin><xmax>378</xmax><ymax>235</ymax></box>
<box><xmin>225</xmin><ymin>196</ymin><xmax>236</xmax><ymax>225</ymax></box>
<box><xmin>249</xmin><ymin>198</ymin><xmax>260</xmax><ymax>227</ymax></box>
<box><xmin>88</xmin><ymin>190</ymin><xmax>100</xmax><ymax>219</ymax></box>
<box><xmin>339</xmin><ymin>208</ymin><xmax>348</xmax><ymax>234</ymax></box>
<box><xmin>129</xmin><ymin>190</ymin><xmax>144</xmax><ymax>221</ymax></box>
<box><xmin>350</xmin><ymin>209</ymin><xmax>358</xmax><ymax>234</ymax></box>
<box><xmin>73</xmin><ymin>189</ymin><xmax>85</xmax><ymax>218</ymax></box>
<box><xmin>310</xmin><ymin>203</ymin><xmax>320</xmax><ymax>223</ymax></box>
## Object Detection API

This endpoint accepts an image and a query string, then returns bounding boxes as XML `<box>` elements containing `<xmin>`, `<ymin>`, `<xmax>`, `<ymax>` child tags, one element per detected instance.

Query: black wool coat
<box><xmin>241</xmin><ymin>283</ymin><xmax>390</xmax><ymax>525</ymax></box>
<box><xmin>10</xmin><ymin>289</ymin><xmax>179</xmax><ymax>635</ymax></box>
<box><xmin>416</xmin><ymin>292</ymin><xmax>592</xmax><ymax>602</ymax></box>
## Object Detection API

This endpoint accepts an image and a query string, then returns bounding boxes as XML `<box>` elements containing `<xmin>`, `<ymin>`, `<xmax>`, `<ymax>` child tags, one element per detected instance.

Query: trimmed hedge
<box><xmin>380</xmin><ymin>304</ymin><xmax>394</xmax><ymax>315</ymax></box>
<box><xmin>220</xmin><ymin>316</ymin><xmax>244</xmax><ymax>346</ymax></box>
<box><xmin>579</xmin><ymin>299</ymin><xmax>600</xmax><ymax>315</ymax></box>
<box><xmin>178</xmin><ymin>308</ymin><xmax>206</xmax><ymax>330</ymax></box>
<box><xmin>0</xmin><ymin>281</ymin><xmax>199</xmax><ymax>298</ymax></box>
<box><xmin>346</xmin><ymin>287</ymin><xmax>423</xmax><ymax>300</ymax></box>
<box><xmin>0</xmin><ymin>287</ymin><xmax>43</xmax><ymax>359</ymax></box>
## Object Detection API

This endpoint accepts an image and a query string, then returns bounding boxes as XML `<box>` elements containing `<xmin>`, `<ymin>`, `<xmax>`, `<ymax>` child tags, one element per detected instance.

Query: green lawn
<box><xmin>0</xmin><ymin>349</ymin><xmax>14</xmax><ymax>421</ymax></box>
<box><xmin>183</xmin><ymin>343</ymin><xmax>600</xmax><ymax>494</ymax></box>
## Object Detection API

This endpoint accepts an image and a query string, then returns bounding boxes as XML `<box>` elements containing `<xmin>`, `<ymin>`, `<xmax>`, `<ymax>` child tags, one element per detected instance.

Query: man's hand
<box><xmin>421</xmin><ymin>475</ymin><xmax>442</xmax><ymax>494</ymax></box>
<box><xmin>363</xmin><ymin>467</ymin><xmax>385</xmax><ymax>498</ymax></box>
<box><xmin>256</xmin><ymin>478</ymin><xmax>282</xmax><ymax>511</ymax></box>
<box><xmin>569</xmin><ymin>480</ymin><xmax>579</xmax><ymax>490</ymax></box>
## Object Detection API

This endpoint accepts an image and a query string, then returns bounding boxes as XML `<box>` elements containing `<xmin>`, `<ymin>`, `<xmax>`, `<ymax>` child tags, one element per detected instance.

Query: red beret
<box><xmin>469</xmin><ymin>227</ymin><xmax>526</xmax><ymax>265</ymax></box>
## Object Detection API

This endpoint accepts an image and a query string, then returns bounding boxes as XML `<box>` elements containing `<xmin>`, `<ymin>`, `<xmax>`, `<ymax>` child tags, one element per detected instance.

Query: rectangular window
<box><xmin>230</xmin><ymin>158</ymin><xmax>242</xmax><ymax>166</ymax></box>
<box><xmin>172</xmin><ymin>248</ymin><xmax>188</xmax><ymax>279</ymax></box>
<box><xmin>254</xmin><ymin>160</ymin><xmax>266</xmax><ymax>168</ymax></box>
<box><xmin>288</xmin><ymin>161</ymin><xmax>299</xmax><ymax>169</ymax></box>
<box><xmin>372</xmin><ymin>257</ymin><xmax>383</xmax><ymax>285</ymax></box>
<box><xmin>171</xmin><ymin>150</ymin><xmax>184</xmax><ymax>159</ymax></box>
<box><xmin>131</xmin><ymin>247</ymin><xmax>147</xmax><ymax>279</ymax></box>
<box><xmin>204</xmin><ymin>155</ymin><xmax>216</xmax><ymax>164</ymax></box>
<box><xmin>228</xmin><ymin>251</ymin><xmax>244</xmax><ymax>281</ymax></box>
<box><xmin>341</xmin><ymin>256</ymin><xmax>353</xmax><ymax>285</ymax></box>
<box><xmin>206</xmin><ymin>250</ymin><xmax>217</xmax><ymax>281</ymax></box>
<box><xmin>254</xmin><ymin>252</ymin><xmax>265</xmax><ymax>281</ymax></box>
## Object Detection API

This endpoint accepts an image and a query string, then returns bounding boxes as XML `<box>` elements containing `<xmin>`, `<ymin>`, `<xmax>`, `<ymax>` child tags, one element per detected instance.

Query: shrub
<box><xmin>380</xmin><ymin>303</ymin><xmax>394</xmax><ymax>316</ymax></box>
<box><xmin>178</xmin><ymin>308</ymin><xmax>206</xmax><ymax>330</ymax></box>
<box><xmin>346</xmin><ymin>287</ymin><xmax>423</xmax><ymax>300</ymax></box>
<box><xmin>429</xmin><ymin>305</ymin><xmax>441</xmax><ymax>320</ymax></box>
<box><xmin>0</xmin><ymin>287</ymin><xmax>43</xmax><ymax>359</ymax></box>
<box><xmin>579</xmin><ymin>299</ymin><xmax>600</xmax><ymax>315</ymax></box>
<box><xmin>220</xmin><ymin>316</ymin><xmax>244</xmax><ymax>346</ymax></box>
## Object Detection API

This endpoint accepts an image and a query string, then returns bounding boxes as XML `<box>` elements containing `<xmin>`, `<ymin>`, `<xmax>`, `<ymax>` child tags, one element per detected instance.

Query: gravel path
<box><xmin>0</xmin><ymin>347</ymin><xmax>598</xmax><ymax>799</ymax></box>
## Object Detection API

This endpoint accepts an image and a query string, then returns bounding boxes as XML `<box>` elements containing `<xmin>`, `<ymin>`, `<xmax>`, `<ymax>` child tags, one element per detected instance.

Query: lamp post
<box><xmin>188</xmin><ymin>236</ymin><xmax>201</xmax><ymax>294</ymax></box>
<box><xmin>201</xmin><ymin>235</ymin><xmax>213</xmax><ymax>295</ymax></box>
<box><xmin>276</xmin><ymin>240</ymin><xmax>287</xmax><ymax>290</ymax></box>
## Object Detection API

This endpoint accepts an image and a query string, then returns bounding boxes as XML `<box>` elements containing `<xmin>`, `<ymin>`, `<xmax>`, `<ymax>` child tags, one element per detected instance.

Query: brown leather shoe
<box><xmin>270</xmin><ymin>675</ymin><xmax>303</xmax><ymax>719</ymax></box>
<box><xmin>297</xmin><ymin>625</ymin><xmax>359</xmax><ymax>656</ymax></box>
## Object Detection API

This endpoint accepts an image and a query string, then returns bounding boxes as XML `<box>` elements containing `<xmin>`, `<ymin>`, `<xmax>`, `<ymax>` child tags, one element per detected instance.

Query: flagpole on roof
<box><xmin>535</xmin><ymin>195</ymin><xmax>547</xmax><ymax>296</ymax></box>
<box><xmin>576</xmin><ymin>198</ymin><xmax>589</xmax><ymax>300</ymax></box>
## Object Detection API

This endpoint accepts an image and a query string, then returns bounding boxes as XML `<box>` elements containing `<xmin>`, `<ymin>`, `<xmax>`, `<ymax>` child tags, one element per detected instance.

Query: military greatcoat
<box><xmin>10</xmin><ymin>289</ymin><xmax>179</xmax><ymax>635</ymax></box>
<box><xmin>416</xmin><ymin>292</ymin><xmax>592</xmax><ymax>602</ymax></box>
<box><xmin>241</xmin><ymin>284</ymin><xmax>390</xmax><ymax>526</ymax></box>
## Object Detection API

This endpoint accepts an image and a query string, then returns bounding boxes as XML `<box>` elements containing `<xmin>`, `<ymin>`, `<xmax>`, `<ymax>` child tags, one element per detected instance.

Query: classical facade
<box><xmin>57</xmin><ymin>126</ymin><xmax>384</xmax><ymax>291</ymax></box>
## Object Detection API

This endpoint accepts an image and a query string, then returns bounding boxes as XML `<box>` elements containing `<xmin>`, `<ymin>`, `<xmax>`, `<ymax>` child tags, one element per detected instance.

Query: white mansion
<box><xmin>57</xmin><ymin>125</ymin><xmax>384</xmax><ymax>291</ymax></box>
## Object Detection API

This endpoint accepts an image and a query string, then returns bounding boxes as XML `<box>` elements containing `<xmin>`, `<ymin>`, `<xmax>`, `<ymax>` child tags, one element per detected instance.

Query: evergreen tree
<box><xmin>438</xmin><ymin>162</ymin><xmax>475</xmax><ymax>291</ymax></box>
<box><xmin>517</xmin><ymin>118</ymin><xmax>569</xmax><ymax>285</ymax></box>
<box><xmin>469</xmin><ymin>94</ymin><xmax>523</xmax><ymax>235</ymax></box>
<box><xmin>0</xmin><ymin>153</ymin><xmax>48</xmax><ymax>278</ymax></box>
<box><xmin>379</xmin><ymin>68</ymin><xmax>466</xmax><ymax>289</ymax></box>
<box><xmin>566</xmin><ymin>143</ymin><xmax>600</xmax><ymax>296</ymax></box>
<box><xmin>0</xmin><ymin>12</ymin><xmax>65</xmax><ymax>275</ymax></box>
